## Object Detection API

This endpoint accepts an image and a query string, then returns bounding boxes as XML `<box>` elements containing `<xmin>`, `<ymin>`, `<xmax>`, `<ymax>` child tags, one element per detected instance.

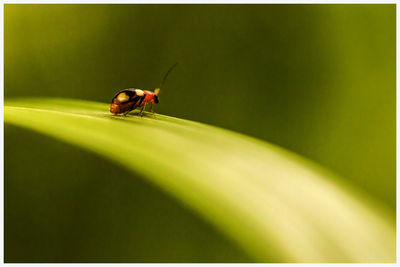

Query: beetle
<box><xmin>110</xmin><ymin>63</ymin><xmax>178</xmax><ymax>116</ymax></box>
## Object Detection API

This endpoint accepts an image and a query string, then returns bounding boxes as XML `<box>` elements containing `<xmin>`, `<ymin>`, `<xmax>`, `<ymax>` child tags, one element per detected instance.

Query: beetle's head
<box><xmin>154</xmin><ymin>94</ymin><xmax>159</xmax><ymax>104</ymax></box>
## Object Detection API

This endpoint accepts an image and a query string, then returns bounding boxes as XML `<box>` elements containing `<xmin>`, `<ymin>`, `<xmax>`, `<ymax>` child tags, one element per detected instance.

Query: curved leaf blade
<box><xmin>4</xmin><ymin>98</ymin><xmax>395</xmax><ymax>262</ymax></box>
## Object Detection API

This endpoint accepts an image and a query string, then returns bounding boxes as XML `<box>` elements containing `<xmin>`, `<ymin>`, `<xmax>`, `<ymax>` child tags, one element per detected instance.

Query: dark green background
<box><xmin>5</xmin><ymin>4</ymin><xmax>395</xmax><ymax>262</ymax></box>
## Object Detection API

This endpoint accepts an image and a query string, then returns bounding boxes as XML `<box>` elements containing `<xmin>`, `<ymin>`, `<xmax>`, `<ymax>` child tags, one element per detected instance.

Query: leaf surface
<box><xmin>4</xmin><ymin>98</ymin><xmax>395</xmax><ymax>262</ymax></box>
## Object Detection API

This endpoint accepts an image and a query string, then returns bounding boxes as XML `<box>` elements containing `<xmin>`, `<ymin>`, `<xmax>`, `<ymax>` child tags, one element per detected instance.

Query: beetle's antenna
<box><xmin>155</xmin><ymin>62</ymin><xmax>178</xmax><ymax>96</ymax></box>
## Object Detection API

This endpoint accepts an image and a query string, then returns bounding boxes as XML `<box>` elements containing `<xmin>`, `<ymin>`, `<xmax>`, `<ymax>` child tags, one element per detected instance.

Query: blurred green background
<box><xmin>5</xmin><ymin>4</ymin><xmax>395</xmax><ymax>262</ymax></box>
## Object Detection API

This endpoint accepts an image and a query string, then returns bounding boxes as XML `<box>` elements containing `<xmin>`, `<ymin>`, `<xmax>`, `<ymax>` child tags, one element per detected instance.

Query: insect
<box><xmin>110</xmin><ymin>63</ymin><xmax>178</xmax><ymax>116</ymax></box>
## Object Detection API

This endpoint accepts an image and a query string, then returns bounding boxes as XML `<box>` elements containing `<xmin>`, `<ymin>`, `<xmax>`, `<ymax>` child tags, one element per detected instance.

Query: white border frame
<box><xmin>1</xmin><ymin>1</ymin><xmax>398</xmax><ymax>266</ymax></box>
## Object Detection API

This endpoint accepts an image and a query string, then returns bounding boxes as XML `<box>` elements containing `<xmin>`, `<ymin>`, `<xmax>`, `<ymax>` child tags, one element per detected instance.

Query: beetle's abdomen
<box><xmin>110</xmin><ymin>102</ymin><xmax>135</xmax><ymax>114</ymax></box>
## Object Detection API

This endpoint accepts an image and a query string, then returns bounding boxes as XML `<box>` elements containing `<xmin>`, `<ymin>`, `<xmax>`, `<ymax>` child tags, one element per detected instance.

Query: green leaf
<box><xmin>4</xmin><ymin>98</ymin><xmax>395</xmax><ymax>263</ymax></box>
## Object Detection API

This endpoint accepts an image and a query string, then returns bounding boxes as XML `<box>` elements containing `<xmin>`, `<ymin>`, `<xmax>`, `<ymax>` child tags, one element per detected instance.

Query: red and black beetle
<box><xmin>110</xmin><ymin>63</ymin><xmax>178</xmax><ymax>116</ymax></box>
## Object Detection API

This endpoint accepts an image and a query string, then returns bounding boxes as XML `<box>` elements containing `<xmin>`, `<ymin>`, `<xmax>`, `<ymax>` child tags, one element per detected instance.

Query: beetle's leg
<box><xmin>139</xmin><ymin>105</ymin><xmax>145</xmax><ymax>117</ymax></box>
<box><xmin>150</xmin><ymin>102</ymin><xmax>154</xmax><ymax>113</ymax></box>
<box><xmin>123</xmin><ymin>110</ymin><xmax>130</xmax><ymax>116</ymax></box>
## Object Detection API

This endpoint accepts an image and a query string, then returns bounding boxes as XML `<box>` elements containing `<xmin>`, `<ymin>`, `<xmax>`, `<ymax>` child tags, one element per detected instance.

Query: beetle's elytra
<box><xmin>110</xmin><ymin>63</ymin><xmax>177</xmax><ymax>116</ymax></box>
